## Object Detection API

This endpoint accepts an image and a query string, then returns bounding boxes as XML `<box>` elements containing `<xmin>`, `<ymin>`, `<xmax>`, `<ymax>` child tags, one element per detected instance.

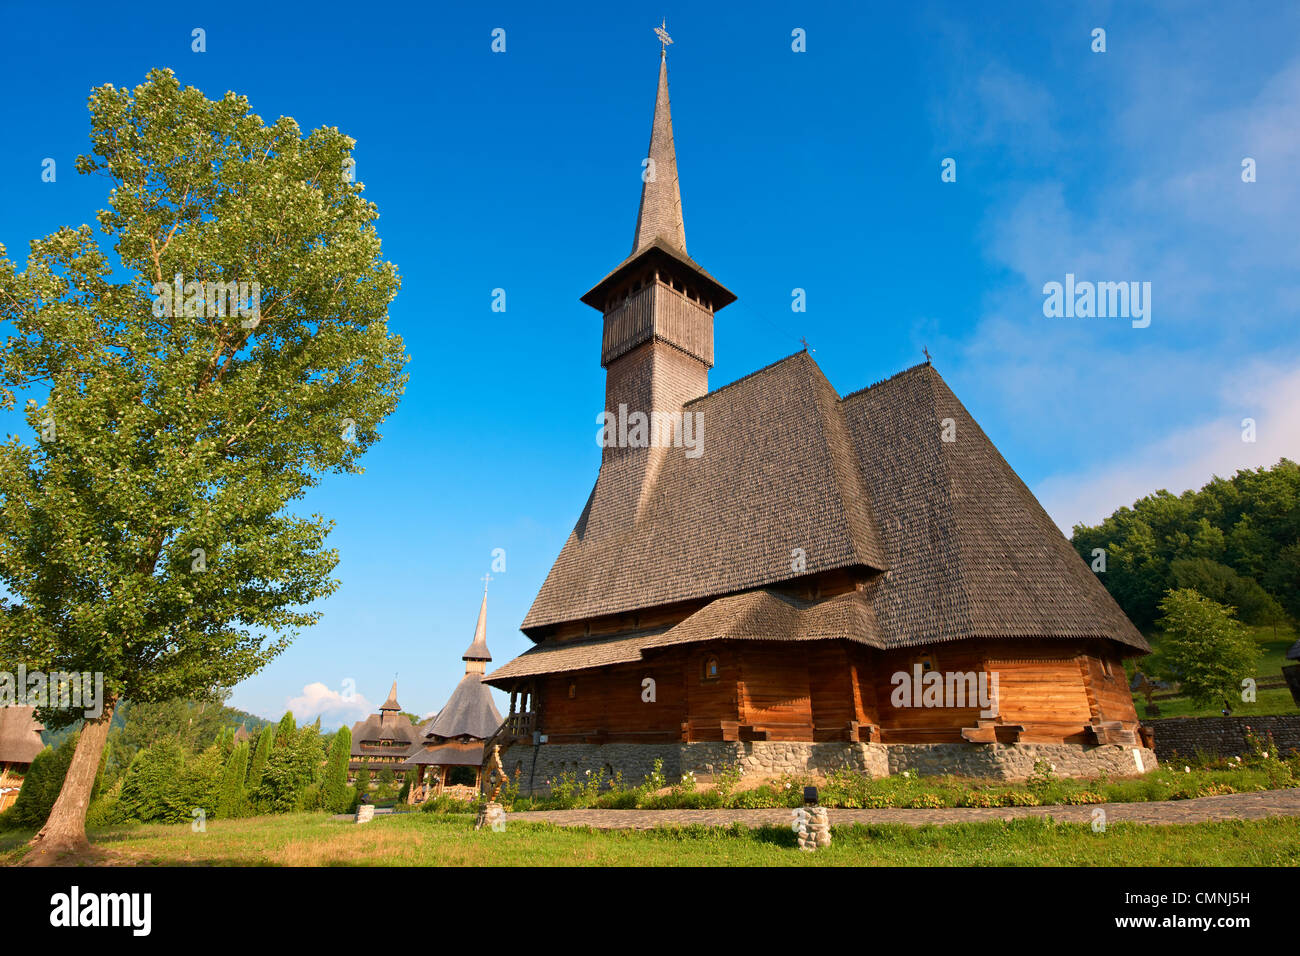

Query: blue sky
<box><xmin>2</xmin><ymin>1</ymin><xmax>1296</xmax><ymax>728</ymax></box>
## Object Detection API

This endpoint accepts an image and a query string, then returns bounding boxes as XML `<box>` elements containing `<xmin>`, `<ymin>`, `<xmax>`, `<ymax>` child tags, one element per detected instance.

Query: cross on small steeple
<box><xmin>654</xmin><ymin>18</ymin><xmax>673</xmax><ymax>54</ymax></box>
<box><xmin>800</xmin><ymin>336</ymin><xmax>814</xmax><ymax>354</ymax></box>
<box><xmin>481</xmin><ymin>571</ymin><xmax>494</xmax><ymax>591</ymax></box>
<box><xmin>922</xmin><ymin>346</ymin><xmax>932</xmax><ymax>364</ymax></box>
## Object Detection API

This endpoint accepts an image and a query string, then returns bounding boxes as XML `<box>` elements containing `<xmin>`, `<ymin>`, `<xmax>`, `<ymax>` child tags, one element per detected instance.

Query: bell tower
<box><xmin>582</xmin><ymin>30</ymin><xmax>736</xmax><ymax>466</ymax></box>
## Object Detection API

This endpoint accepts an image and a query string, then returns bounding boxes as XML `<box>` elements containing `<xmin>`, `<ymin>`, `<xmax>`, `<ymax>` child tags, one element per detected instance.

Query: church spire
<box><xmin>462</xmin><ymin>576</ymin><xmax>493</xmax><ymax>674</ymax></box>
<box><xmin>631</xmin><ymin>46</ymin><xmax>686</xmax><ymax>256</ymax></box>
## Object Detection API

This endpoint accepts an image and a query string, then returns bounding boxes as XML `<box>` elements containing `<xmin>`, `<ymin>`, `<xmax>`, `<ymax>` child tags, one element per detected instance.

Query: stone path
<box><xmin>508</xmin><ymin>787</ymin><xmax>1300</xmax><ymax>830</ymax></box>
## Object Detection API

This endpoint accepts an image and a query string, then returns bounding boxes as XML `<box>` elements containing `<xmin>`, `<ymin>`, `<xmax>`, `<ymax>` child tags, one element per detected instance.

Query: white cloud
<box><xmin>1035</xmin><ymin>362</ymin><xmax>1300</xmax><ymax>532</ymax></box>
<box><xmin>287</xmin><ymin>681</ymin><xmax>372</xmax><ymax>726</ymax></box>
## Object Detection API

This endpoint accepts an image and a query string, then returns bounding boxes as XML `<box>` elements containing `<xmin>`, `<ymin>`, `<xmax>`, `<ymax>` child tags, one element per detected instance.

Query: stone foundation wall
<box><xmin>499</xmin><ymin>740</ymin><xmax>1156</xmax><ymax>793</ymax></box>
<box><xmin>1141</xmin><ymin>715</ymin><xmax>1300</xmax><ymax>763</ymax></box>
<box><xmin>886</xmin><ymin>743</ymin><xmax>1157</xmax><ymax>780</ymax></box>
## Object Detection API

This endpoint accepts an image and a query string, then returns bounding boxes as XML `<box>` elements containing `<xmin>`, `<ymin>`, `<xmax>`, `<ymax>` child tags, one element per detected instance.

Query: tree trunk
<box><xmin>24</xmin><ymin>699</ymin><xmax>116</xmax><ymax>866</ymax></box>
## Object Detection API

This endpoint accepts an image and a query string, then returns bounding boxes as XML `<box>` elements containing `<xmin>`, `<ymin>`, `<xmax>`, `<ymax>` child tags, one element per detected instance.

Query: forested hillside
<box><xmin>1071</xmin><ymin>460</ymin><xmax>1299</xmax><ymax>631</ymax></box>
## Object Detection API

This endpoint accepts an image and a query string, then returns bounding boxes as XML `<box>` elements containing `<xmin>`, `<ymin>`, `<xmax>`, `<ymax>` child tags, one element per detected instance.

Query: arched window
<box><xmin>568</xmin><ymin>681</ymin><xmax>577</xmax><ymax>699</ymax></box>
<box><xmin>703</xmin><ymin>657</ymin><xmax>719</xmax><ymax>680</ymax></box>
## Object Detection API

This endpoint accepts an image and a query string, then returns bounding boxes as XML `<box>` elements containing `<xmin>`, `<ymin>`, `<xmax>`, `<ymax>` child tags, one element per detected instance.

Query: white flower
<box><xmin>902</xmin><ymin>771</ymin><xmax>910</xmax><ymax>778</ymax></box>
<box><xmin>1262</xmin><ymin>752</ymin><xmax>1269</xmax><ymax>759</ymax></box>
<box><xmin>1184</xmin><ymin>766</ymin><xmax>1190</xmax><ymax>773</ymax></box>
<box><xmin>1049</xmin><ymin>764</ymin><xmax>1056</xmax><ymax>772</ymax></box>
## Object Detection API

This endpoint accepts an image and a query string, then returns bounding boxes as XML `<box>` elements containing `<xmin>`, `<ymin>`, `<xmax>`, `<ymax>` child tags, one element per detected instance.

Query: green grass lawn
<box><xmin>1132</xmin><ymin>622</ymin><xmax>1299</xmax><ymax>719</ymax></box>
<box><xmin>1</xmin><ymin>812</ymin><xmax>1297</xmax><ymax>867</ymax></box>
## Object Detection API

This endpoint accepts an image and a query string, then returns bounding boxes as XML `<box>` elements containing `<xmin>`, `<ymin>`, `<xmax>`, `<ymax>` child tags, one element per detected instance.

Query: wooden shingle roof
<box><xmin>0</xmin><ymin>706</ymin><xmax>45</xmax><ymax>764</ymax></box>
<box><xmin>422</xmin><ymin>673</ymin><xmax>502</xmax><ymax>741</ymax></box>
<box><xmin>503</xmin><ymin>355</ymin><xmax>1147</xmax><ymax>680</ymax></box>
<box><xmin>490</xmin><ymin>589</ymin><xmax>881</xmax><ymax>684</ymax></box>
<box><xmin>521</xmin><ymin>351</ymin><xmax>889</xmax><ymax>635</ymax></box>
<box><xmin>840</xmin><ymin>362</ymin><xmax>1148</xmax><ymax>652</ymax></box>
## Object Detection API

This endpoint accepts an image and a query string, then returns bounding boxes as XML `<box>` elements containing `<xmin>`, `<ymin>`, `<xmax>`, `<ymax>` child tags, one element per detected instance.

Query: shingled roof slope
<box><xmin>521</xmin><ymin>352</ymin><xmax>889</xmax><ymax>634</ymax></box>
<box><xmin>350</xmin><ymin>711</ymin><xmax>421</xmax><ymax>758</ymax></box>
<box><xmin>840</xmin><ymin>363</ymin><xmax>1148</xmax><ymax>652</ymax></box>
<box><xmin>490</xmin><ymin>588</ymin><xmax>881</xmax><ymax>683</ymax></box>
<box><xmin>0</xmin><ymin>706</ymin><xmax>45</xmax><ymax>764</ymax></box>
<box><xmin>424</xmin><ymin>674</ymin><xmax>502</xmax><ymax>741</ymax></box>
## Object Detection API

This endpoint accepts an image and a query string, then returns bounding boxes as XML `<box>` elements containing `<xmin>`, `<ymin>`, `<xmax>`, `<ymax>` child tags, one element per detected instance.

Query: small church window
<box><xmin>914</xmin><ymin>654</ymin><xmax>934</xmax><ymax>673</ymax></box>
<box><xmin>703</xmin><ymin>657</ymin><xmax>719</xmax><ymax>680</ymax></box>
<box><xmin>1101</xmin><ymin>658</ymin><xmax>1114</xmax><ymax>679</ymax></box>
<box><xmin>568</xmin><ymin>681</ymin><xmax>577</xmax><ymax>699</ymax></box>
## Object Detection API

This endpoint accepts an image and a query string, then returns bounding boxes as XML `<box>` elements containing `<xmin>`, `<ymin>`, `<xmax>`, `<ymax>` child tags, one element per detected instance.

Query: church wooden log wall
<box><xmin>527</xmin><ymin>638</ymin><xmax>1140</xmax><ymax>747</ymax></box>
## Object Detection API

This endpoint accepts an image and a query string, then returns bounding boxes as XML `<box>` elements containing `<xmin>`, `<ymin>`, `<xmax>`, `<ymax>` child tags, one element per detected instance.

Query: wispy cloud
<box><xmin>1035</xmin><ymin>362</ymin><xmax>1300</xmax><ymax>531</ymax></box>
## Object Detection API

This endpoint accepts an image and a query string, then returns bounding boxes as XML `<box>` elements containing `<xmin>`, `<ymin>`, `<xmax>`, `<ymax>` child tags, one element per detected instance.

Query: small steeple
<box><xmin>462</xmin><ymin>576</ymin><xmax>493</xmax><ymax>674</ymax></box>
<box><xmin>379</xmin><ymin>680</ymin><xmax>401</xmax><ymax>712</ymax></box>
<box><xmin>631</xmin><ymin>44</ymin><xmax>687</xmax><ymax>256</ymax></box>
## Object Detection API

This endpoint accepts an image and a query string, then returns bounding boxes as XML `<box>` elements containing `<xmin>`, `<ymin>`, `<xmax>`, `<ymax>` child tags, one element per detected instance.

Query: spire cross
<box><xmin>923</xmin><ymin>346</ymin><xmax>932</xmax><ymax>364</ymax></box>
<box><xmin>481</xmin><ymin>571</ymin><xmax>493</xmax><ymax>591</ymax></box>
<box><xmin>654</xmin><ymin>18</ymin><xmax>673</xmax><ymax>54</ymax></box>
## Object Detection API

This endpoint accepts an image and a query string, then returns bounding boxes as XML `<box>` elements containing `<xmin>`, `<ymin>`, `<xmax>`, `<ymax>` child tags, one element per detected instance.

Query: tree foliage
<box><xmin>215</xmin><ymin>740</ymin><xmax>249</xmax><ymax>818</ymax></box>
<box><xmin>0</xmin><ymin>65</ymin><xmax>406</xmax><ymax>725</ymax></box>
<box><xmin>1153</xmin><ymin>589</ymin><xmax>1260</xmax><ymax>707</ymax></box>
<box><xmin>251</xmin><ymin>723</ymin><xmax>324</xmax><ymax>813</ymax></box>
<box><xmin>1072</xmin><ymin>460</ymin><xmax>1300</xmax><ymax>629</ymax></box>
<box><xmin>245</xmin><ymin>723</ymin><xmax>275</xmax><ymax>796</ymax></box>
<box><xmin>321</xmin><ymin>726</ymin><xmax>351</xmax><ymax>813</ymax></box>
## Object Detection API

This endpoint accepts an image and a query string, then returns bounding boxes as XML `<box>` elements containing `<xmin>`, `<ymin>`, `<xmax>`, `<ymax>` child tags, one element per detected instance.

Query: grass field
<box><xmin>2</xmin><ymin>811</ymin><xmax>1298</xmax><ymax>867</ymax></box>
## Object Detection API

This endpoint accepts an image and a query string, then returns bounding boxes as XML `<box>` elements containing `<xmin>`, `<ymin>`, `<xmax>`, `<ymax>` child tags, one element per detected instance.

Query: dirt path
<box><xmin>508</xmin><ymin>787</ymin><xmax>1300</xmax><ymax>829</ymax></box>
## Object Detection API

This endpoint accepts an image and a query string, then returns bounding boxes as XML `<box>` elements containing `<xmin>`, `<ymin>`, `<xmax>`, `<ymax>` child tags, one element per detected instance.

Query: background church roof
<box><xmin>423</xmin><ymin>673</ymin><xmax>502</xmax><ymax>741</ymax></box>
<box><xmin>350</xmin><ymin>683</ymin><xmax>421</xmax><ymax>757</ymax></box>
<box><xmin>0</xmin><ymin>706</ymin><xmax>46</xmax><ymax>764</ymax></box>
<box><xmin>521</xmin><ymin>351</ymin><xmax>889</xmax><ymax>634</ymax></box>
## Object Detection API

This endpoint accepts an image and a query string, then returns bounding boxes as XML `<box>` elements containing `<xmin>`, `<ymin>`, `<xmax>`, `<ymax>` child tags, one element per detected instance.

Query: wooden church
<box><xmin>485</xmin><ymin>37</ymin><xmax>1153</xmax><ymax>785</ymax></box>
<box><xmin>402</xmin><ymin>587</ymin><xmax>503</xmax><ymax>801</ymax></box>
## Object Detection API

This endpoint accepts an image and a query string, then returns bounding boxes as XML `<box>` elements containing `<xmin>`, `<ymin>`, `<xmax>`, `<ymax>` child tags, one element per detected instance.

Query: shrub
<box><xmin>998</xmin><ymin>791</ymin><xmax>1040</xmax><ymax>807</ymax></box>
<box><xmin>321</xmin><ymin>727</ymin><xmax>352</xmax><ymax>813</ymax></box>
<box><xmin>216</xmin><ymin>742</ymin><xmax>250</xmax><ymax>819</ymax></box>
<box><xmin>117</xmin><ymin>742</ymin><xmax>189</xmax><ymax>823</ymax></box>
<box><xmin>3</xmin><ymin>735</ymin><xmax>76</xmax><ymax>830</ymax></box>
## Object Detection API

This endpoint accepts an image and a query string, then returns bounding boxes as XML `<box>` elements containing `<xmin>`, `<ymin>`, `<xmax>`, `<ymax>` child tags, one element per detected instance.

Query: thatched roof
<box><xmin>0</xmin><ymin>706</ymin><xmax>45</xmax><ymax>764</ymax></box>
<box><xmin>496</xmin><ymin>356</ymin><xmax>1146</xmax><ymax>683</ymax></box>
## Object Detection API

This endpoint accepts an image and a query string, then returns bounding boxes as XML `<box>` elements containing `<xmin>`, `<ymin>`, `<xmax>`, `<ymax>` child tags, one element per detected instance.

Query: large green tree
<box><xmin>1152</xmin><ymin>589</ymin><xmax>1260</xmax><ymax>708</ymax></box>
<box><xmin>0</xmin><ymin>69</ymin><xmax>407</xmax><ymax>860</ymax></box>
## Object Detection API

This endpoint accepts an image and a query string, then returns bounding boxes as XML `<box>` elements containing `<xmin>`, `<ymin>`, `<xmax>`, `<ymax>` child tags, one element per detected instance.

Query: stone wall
<box><xmin>886</xmin><ymin>743</ymin><xmax>1156</xmax><ymax>780</ymax></box>
<box><xmin>499</xmin><ymin>740</ymin><xmax>1156</xmax><ymax>793</ymax></box>
<box><xmin>1141</xmin><ymin>715</ymin><xmax>1300</xmax><ymax>763</ymax></box>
